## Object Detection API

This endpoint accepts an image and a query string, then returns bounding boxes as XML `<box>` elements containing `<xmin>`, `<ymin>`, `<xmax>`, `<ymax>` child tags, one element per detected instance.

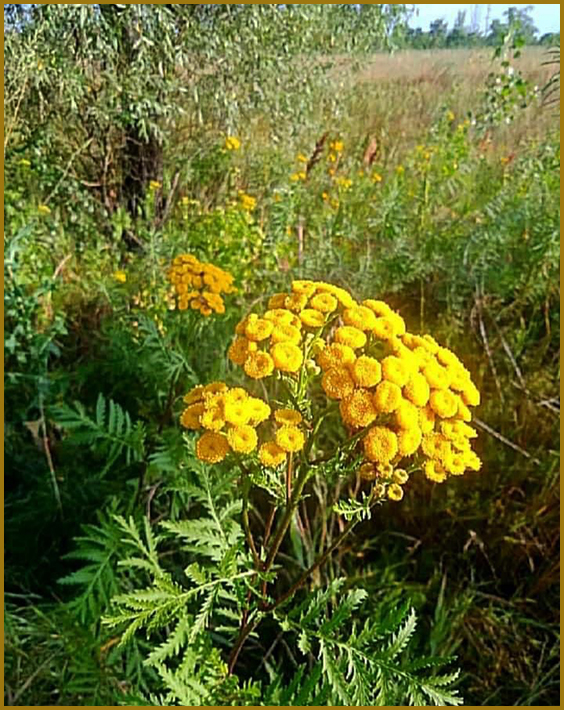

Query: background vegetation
<box><xmin>4</xmin><ymin>4</ymin><xmax>560</xmax><ymax>706</ymax></box>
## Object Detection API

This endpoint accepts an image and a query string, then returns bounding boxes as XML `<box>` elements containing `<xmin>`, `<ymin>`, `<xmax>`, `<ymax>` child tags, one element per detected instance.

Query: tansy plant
<box><xmin>173</xmin><ymin>278</ymin><xmax>481</xmax><ymax>689</ymax></box>
<box><xmin>167</xmin><ymin>253</ymin><xmax>237</xmax><ymax>316</ymax></box>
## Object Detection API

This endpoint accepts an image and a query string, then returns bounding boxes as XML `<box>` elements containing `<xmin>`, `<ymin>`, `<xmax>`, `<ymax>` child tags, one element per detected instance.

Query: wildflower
<box><xmin>309</xmin><ymin>293</ymin><xmax>338</xmax><ymax>313</ymax></box>
<box><xmin>268</xmin><ymin>293</ymin><xmax>288</xmax><ymax>309</ymax></box>
<box><xmin>227</xmin><ymin>425</ymin><xmax>258</xmax><ymax>454</ymax></box>
<box><xmin>461</xmin><ymin>381</ymin><xmax>480</xmax><ymax>407</ymax></box>
<box><xmin>180</xmin><ymin>403</ymin><xmax>204</xmax><ymax>430</ymax></box>
<box><xmin>291</xmin><ymin>280</ymin><xmax>317</xmax><ymax>297</ymax></box>
<box><xmin>19</xmin><ymin>158</ymin><xmax>31</xmax><ymax>167</ymax></box>
<box><xmin>201</xmin><ymin>406</ymin><xmax>225</xmax><ymax>432</ymax></box>
<box><xmin>403</xmin><ymin>373</ymin><xmax>430</xmax><ymax>407</ymax></box>
<box><xmin>334</xmin><ymin>326</ymin><xmax>367</xmax><ymax>350</ymax></box>
<box><xmin>446</xmin><ymin>110</ymin><xmax>455</xmax><ymax>121</ymax></box>
<box><xmin>276</xmin><ymin>426</ymin><xmax>305</xmax><ymax>453</ymax></box>
<box><xmin>270</xmin><ymin>323</ymin><xmax>302</xmax><ymax>346</ymax></box>
<box><xmin>196</xmin><ymin>432</ymin><xmax>230</xmax><ymax>463</ymax></box>
<box><xmin>382</xmin><ymin>356</ymin><xmax>410</xmax><ymax>388</ymax></box>
<box><xmin>363</xmin><ymin>426</ymin><xmax>398</xmax><ymax>463</ymax></box>
<box><xmin>224</xmin><ymin>399</ymin><xmax>252</xmax><ymax>426</ymax></box>
<box><xmin>373</xmin><ymin>381</ymin><xmax>402</xmax><ymax>413</ymax></box>
<box><xmin>228</xmin><ymin>337</ymin><xmax>255</xmax><ymax>366</ymax></box>
<box><xmin>371</xmin><ymin>172</ymin><xmax>383</xmax><ymax>183</ymax></box>
<box><xmin>246</xmin><ymin>398</ymin><xmax>271</xmax><ymax>425</ymax></box>
<box><xmin>340</xmin><ymin>389</ymin><xmax>377</xmax><ymax>428</ymax></box>
<box><xmin>372</xmin><ymin>317</ymin><xmax>397</xmax><ymax>341</ymax></box>
<box><xmin>335</xmin><ymin>176</ymin><xmax>352</xmax><ymax>190</ymax></box>
<box><xmin>423</xmin><ymin>460</ymin><xmax>447</xmax><ymax>483</ymax></box>
<box><xmin>225</xmin><ymin>136</ymin><xmax>241</xmax><ymax>151</ymax></box>
<box><xmin>285</xmin><ymin>293</ymin><xmax>309</xmax><ymax>312</ymax></box>
<box><xmin>239</xmin><ymin>192</ymin><xmax>256</xmax><ymax>211</ymax></box>
<box><xmin>270</xmin><ymin>342</ymin><xmax>303</xmax><ymax>373</ymax></box>
<box><xmin>300</xmin><ymin>309</ymin><xmax>326</xmax><ymax>328</ymax></box>
<box><xmin>113</xmin><ymin>270</ymin><xmax>127</xmax><ymax>283</ymax></box>
<box><xmin>393</xmin><ymin>469</ymin><xmax>409</xmax><ymax>485</ymax></box>
<box><xmin>149</xmin><ymin>180</ymin><xmax>161</xmax><ymax>190</ymax></box>
<box><xmin>429</xmin><ymin>389</ymin><xmax>459</xmax><ymax>419</ymax></box>
<box><xmin>317</xmin><ymin>343</ymin><xmax>356</xmax><ymax>371</ymax></box>
<box><xmin>259</xmin><ymin>441</ymin><xmax>286</xmax><ymax>467</ymax></box>
<box><xmin>245</xmin><ymin>318</ymin><xmax>274</xmax><ymax>342</ymax></box>
<box><xmin>244</xmin><ymin>351</ymin><xmax>275</xmax><ymax>379</ymax></box>
<box><xmin>184</xmin><ymin>385</ymin><xmax>205</xmax><ymax>405</ymax></box>
<box><xmin>397</xmin><ymin>427</ymin><xmax>422</xmax><ymax>456</ymax></box>
<box><xmin>297</xmin><ymin>153</ymin><xmax>308</xmax><ymax>163</ymax></box>
<box><xmin>290</xmin><ymin>171</ymin><xmax>307</xmax><ymax>182</ymax></box>
<box><xmin>351</xmin><ymin>356</ymin><xmax>382</xmax><ymax>388</ymax></box>
<box><xmin>330</xmin><ymin>140</ymin><xmax>344</xmax><ymax>153</ymax></box>
<box><xmin>321</xmin><ymin>366</ymin><xmax>356</xmax><ymax>400</ymax></box>
<box><xmin>387</xmin><ymin>483</ymin><xmax>404</xmax><ymax>501</ymax></box>
<box><xmin>394</xmin><ymin>400</ymin><xmax>420</xmax><ymax>429</ymax></box>
<box><xmin>343</xmin><ymin>306</ymin><xmax>377</xmax><ymax>332</ymax></box>
<box><xmin>359</xmin><ymin>462</ymin><xmax>377</xmax><ymax>480</ymax></box>
<box><xmin>37</xmin><ymin>204</ymin><xmax>51</xmax><ymax>215</ymax></box>
<box><xmin>274</xmin><ymin>409</ymin><xmax>303</xmax><ymax>426</ymax></box>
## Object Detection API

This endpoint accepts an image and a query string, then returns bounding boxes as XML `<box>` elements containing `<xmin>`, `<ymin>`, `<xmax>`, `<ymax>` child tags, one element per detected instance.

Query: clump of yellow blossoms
<box><xmin>181</xmin><ymin>382</ymin><xmax>306</xmax><ymax>466</ymax></box>
<box><xmin>226</xmin><ymin>279</ymin><xmax>481</xmax><ymax>498</ymax></box>
<box><xmin>167</xmin><ymin>254</ymin><xmax>236</xmax><ymax>315</ymax></box>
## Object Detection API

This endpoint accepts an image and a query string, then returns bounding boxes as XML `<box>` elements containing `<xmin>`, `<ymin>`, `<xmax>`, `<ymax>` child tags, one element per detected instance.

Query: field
<box><xmin>4</xmin><ymin>10</ymin><xmax>560</xmax><ymax>706</ymax></box>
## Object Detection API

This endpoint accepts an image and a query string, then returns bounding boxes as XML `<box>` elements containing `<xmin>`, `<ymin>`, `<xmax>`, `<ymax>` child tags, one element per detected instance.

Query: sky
<box><xmin>409</xmin><ymin>4</ymin><xmax>560</xmax><ymax>35</ymax></box>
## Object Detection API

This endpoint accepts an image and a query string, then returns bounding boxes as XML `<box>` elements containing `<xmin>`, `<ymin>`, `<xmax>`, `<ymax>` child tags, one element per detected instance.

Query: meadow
<box><xmin>4</xmin><ymin>6</ymin><xmax>560</xmax><ymax>706</ymax></box>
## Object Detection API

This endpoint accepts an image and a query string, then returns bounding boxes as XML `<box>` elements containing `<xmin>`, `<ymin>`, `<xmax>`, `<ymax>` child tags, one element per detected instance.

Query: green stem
<box><xmin>264</xmin><ymin>517</ymin><xmax>358</xmax><ymax>612</ymax></box>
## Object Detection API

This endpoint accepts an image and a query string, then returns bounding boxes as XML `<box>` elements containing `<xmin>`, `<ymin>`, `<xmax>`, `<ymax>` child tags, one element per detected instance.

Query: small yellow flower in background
<box><xmin>225</xmin><ymin>135</ymin><xmax>241</xmax><ymax>151</ymax></box>
<box><xmin>149</xmin><ymin>180</ymin><xmax>161</xmax><ymax>190</ymax></box>
<box><xmin>19</xmin><ymin>158</ymin><xmax>31</xmax><ymax>167</ymax></box>
<box><xmin>238</xmin><ymin>192</ymin><xmax>257</xmax><ymax>211</ymax></box>
<box><xmin>396</xmin><ymin>165</ymin><xmax>405</xmax><ymax>175</ymax></box>
<box><xmin>334</xmin><ymin>176</ymin><xmax>352</xmax><ymax>190</ymax></box>
<box><xmin>446</xmin><ymin>110</ymin><xmax>455</xmax><ymax>121</ymax></box>
<box><xmin>371</xmin><ymin>172</ymin><xmax>383</xmax><ymax>183</ymax></box>
<box><xmin>37</xmin><ymin>204</ymin><xmax>51</xmax><ymax>215</ymax></box>
<box><xmin>290</xmin><ymin>171</ymin><xmax>307</xmax><ymax>182</ymax></box>
<box><xmin>113</xmin><ymin>270</ymin><xmax>127</xmax><ymax>284</ymax></box>
<box><xmin>330</xmin><ymin>140</ymin><xmax>344</xmax><ymax>153</ymax></box>
<box><xmin>297</xmin><ymin>153</ymin><xmax>308</xmax><ymax>163</ymax></box>
<box><xmin>328</xmin><ymin>152</ymin><xmax>338</xmax><ymax>163</ymax></box>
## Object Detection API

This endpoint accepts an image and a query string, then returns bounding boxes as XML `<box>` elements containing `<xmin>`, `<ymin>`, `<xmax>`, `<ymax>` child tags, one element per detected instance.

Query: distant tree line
<box><xmin>401</xmin><ymin>5</ymin><xmax>559</xmax><ymax>50</ymax></box>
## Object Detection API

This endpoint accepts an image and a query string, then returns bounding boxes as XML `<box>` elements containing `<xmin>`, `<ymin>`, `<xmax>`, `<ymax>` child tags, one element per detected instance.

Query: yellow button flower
<box><xmin>321</xmin><ymin>366</ymin><xmax>355</xmax><ymax>400</ymax></box>
<box><xmin>300</xmin><ymin>309</ymin><xmax>326</xmax><ymax>328</ymax></box>
<box><xmin>387</xmin><ymin>483</ymin><xmax>404</xmax><ymax>501</ymax></box>
<box><xmin>244</xmin><ymin>351</ymin><xmax>275</xmax><ymax>380</ymax></box>
<box><xmin>270</xmin><ymin>323</ymin><xmax>302</xmax><ymax>345</ymax></box>
<box><xmin>403</xmin><ymin>372</ymin><xmax>430</xmax><ymax>407</ymax></box>
<box><xmin>270</xmin><ymin>342</ymin><xmax>303</xmax><ymax>373</ymax></box>
<box><xmin>276</xmin><ymin>426</ymin><xmax>305</xmax><ymax>452</ymax></box>
<box><xmin>317</xmin><ymin>343</ymin><xmax>356</xmax><ymax>371</ymax></box>
<box><xmin>309</xmin><ymin>293</ymin><xmax>338</xmax><ymax>313</ymax></box>
<box><xmin>196</xmin><ymin>432</ymin><xmax>230</xmax><ymax>463</ymax></box>
<box><xmin>227</xmin><ymin>425</ymin><xmax>258</xmax><ymax>454</ymax></box>
<box><xmin>397</xmin><ymin>427</ymin><xmax>422</xmax><ymax>456</ymax></box>
<box><xmin>245</xmin><ymin>317</ymin><xmax>274</xmax><ymax>342</ymax></box>
<box><xmin>429</xmin><ymin>389</ymin><xmax>459</xmax><ymax>418</ymax></box>
<box><xmin>363</xmin><ymin>426</ymin><xmax>398</xmax><ymax>463</ymax></box>
<box><xmin>381</xmin><ymin>356</ymin><xmax>410</xmax><ymax>387</ymax></box>
<box><xmin>334</xmin><ymin>326</ymin><xmax>367</xmax><ymax>350</ymax></box>
<box><xmin>351</xmin><ymin>356</ymin><xmax>382</xmax><ymax>388</ymax></box>
<box><xmin>373</xmin><ymin>381</ymin><xmax>402</xmax><ymax>413</ymax></box>
<box><xmin>180</xmin><ymin>403</ymin><xmax>204</xmax><ymax>430</ymax></box>
<box><xmin>340</xmin><ymin>389</ymin><xmax>377</xmax><ymax>428</ymax></box>
<box><xmin>259</xmin><ymin>441</ymin><xmax>287</xmax><ymax>467</ymax></box>
<box><xmin>274</xmin><ymin>409</ymin><xmax>303</xmax><ymax>426</ymax></box>
<box><xmin>343</xmin><ymin>306</ymin><xmax>377</xmax><ymax>331</ymax></box>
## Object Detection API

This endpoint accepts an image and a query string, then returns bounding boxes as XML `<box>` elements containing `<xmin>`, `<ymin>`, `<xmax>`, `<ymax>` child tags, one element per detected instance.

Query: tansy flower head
<box><xmin>247</xmin><ymin>398</ymin><xmax>271</xmax><ymax>425</ymax></box>
<box><xmin>227</xmin><ymin>425</ymin><xmax>258</xmax><ymax>454</ymax></box>
<box><xmin>343</xmin><ymin>306</ymin><xmax>378</xmax><ymax>332</ymax></box>
<box><xmin>403</xmin><ymin>372</ymin><xmax>430</xmax><ymax>407</ymax></box>
<box><xmin>270</xmin><ymin>342</ymin><xmax>303</xmax><ymax>373</ymax></box>
<box><xmin>317</xmin><ymin>343</ymin><xmax>356</xmax><ymax>371</ymax></box>
<box><xmin>291</xmin><ymin>280</ymin><xmax>317</xmax><ymax>297</ymax></box>
<box><xmin>340</xmin><ymin>389</ymin><xmax>377</xmax><ymax>428</ymax></box>
<box><xmin>309</xmin><ymin>292</ymin><xmax>338</xmax><ymax>313</ymax></box>
<box><xmin>387</xmin><ymin>483</ymin><xmax>404</xmax><ymax>501</ymax></box>
<box><xmin>429</xmin><ymin>389</ymin><xmax>459</xmax><ymax>418</ymax></box>
<box><xmin>196</xmin><ymin>432</ymin><xmax>230</xmax><ymax>463</ymax></box>
<box><xmin>183</xmin><ymin>385</ymin><xmax>205</xmax><ymax>405</ymax></box>
<box><xmin>363</xmin><ymin>426</ymin><xmax>398</xmax><ymax>463</ymax></box>
<box><xmin>244</xmin><ymin>351</ymin><xmax>275</xmax><ymax>379</ymax></box>
<box><xmin>276</xmin><ymin>426</ymin><xmax>305</xmax><ymax>452</ymax></box>
<box><xmin>180</xmin><ymin>403</ymin><xmax>204</xmax><ymax>430</ymax></box>
<box><xmin>335</xmin><ymin>326</ymin><xmax>367</xmax><ymax>350</ymax></box>
<box><xmin>381</xmin><ymin>356</ymin><xmax>410</xmax><ymax>387</ymax></box>
<box><xmin>300</xmin><ymin>309</ymin><xmax>326</xmax><ymax>328</ymax></box>
<box><xmin>351</xmin><ymin>356</ymin><xmax>382</xmax><ymax>388</ymax></box>
<box><xmin>259</xmin><ymin>441</ymin><xmax>287</xmax><ymax>467</ymax></box>
<box><xmin>423</xmin><ymin>460</ymin><xmax>447</xmax><ymax>483</ymax></box>
<box><xmin>274</xmin><ymin>408</ymin><xmax>303</xmax><ymax>426</ymax></box>
<box><xmin>270</xmin><ymin>322</ymin><xmax>302</xmax><ymax>345</ymax></box>
<box><xmin>393</xmin><ymin>468</ymin><xmax>409</xmax><ymax>485</ymax></box>
<box><xmin>321</xmin><ymin>366</ymin><xmax>356</xmax><ymax>400</ymax></box>
<box><xmin>394</xmin><ymin>400</ymin><xmax>419</xmax><ymax>429</ymax></box>
<box><xmin>359</xmin><ymin>462</ymin><xmax>377</xmax><ymax>480</ymax></box>
<box><xmin>245</xmin><ymin>317</ymin><xmax>274</xmax><ymax>342</ymax></box>
<box><xmin>397</xmin><ymin>427</ymin><xmax>422</xmax><ymax>456</ymax></box>
<box><xmin>373</xmin><ymin>380</ymin><xmax>402</xmax><ymax>413</ymax></box>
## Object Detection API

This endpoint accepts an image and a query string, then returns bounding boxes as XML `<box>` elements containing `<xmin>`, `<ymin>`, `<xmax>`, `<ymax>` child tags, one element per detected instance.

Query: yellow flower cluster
<box><xmin>228</xmin><ymin>280</ymin><xmax>356</xmax><ymax>380</ymax></box>
<box><xmin>181</xmin><ymin>382</ymin><xmax>271</xmax><ymax>463</ymax></box>
<box><xmin>180</xmin><ymin>383</ymin><xmax>307</xmax><ymax>468</ymax></box>
<box><xmin>308</xmin><ymin>288</ymin><xmax>481</xmax><ymax>487</ymax></box>
<box><xmin>167</xmin><ymin>254</ymin><xmax>236</xmax><ymax>315</ymax></box>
